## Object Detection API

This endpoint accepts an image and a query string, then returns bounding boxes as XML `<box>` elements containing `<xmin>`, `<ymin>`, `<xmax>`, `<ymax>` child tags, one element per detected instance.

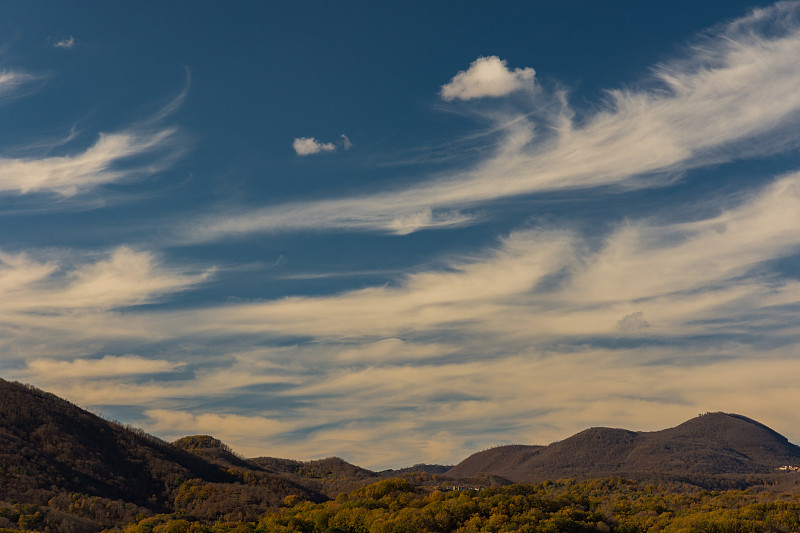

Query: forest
<box><xmin>3</xmin><ymin>475</ymin><xmax>800</xmax><ymax>533</ymax></box>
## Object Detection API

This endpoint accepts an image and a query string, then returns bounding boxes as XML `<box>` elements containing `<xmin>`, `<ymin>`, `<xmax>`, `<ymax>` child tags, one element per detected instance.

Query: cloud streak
<box><xmin>175</xmin><ymin>173</ymin><xmax>800</xmax><ymax>346</ymax></box>
<box><xmin>26</xmin><ymin>355</ymin><xmax>183</xmax><ymax>379</ymax></box>
<box><xmin>0</xmin><ymin>128</ymin><xmax>180</xmax><ymax>197</ymax></box>
<box><xmin>0</xmin><ymin>246</ymin><xmax>211</xmax><ymax>312</ymax></box>
<box><xmin>185</xmin><ymin>2</ymin><xmax>800</xmax><ymax>240</ymax></box>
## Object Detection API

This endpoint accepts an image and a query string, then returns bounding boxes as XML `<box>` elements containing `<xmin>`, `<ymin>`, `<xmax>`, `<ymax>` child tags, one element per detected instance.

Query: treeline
<box><xmin>3</xmin><ymin>476</ymin><xmax>791</xmax><ymax>533</ymax></box>
<box><xmin>165</xmin><ymin>476</ymin><xmax>800</xmax><ymax>533</ymax></box>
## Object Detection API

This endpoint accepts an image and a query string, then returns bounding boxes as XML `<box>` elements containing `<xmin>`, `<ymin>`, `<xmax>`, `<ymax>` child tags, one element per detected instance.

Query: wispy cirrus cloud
<box><xmin>11</xmin><ymin>168</ymin><xmax>800</xmax><ymax>466</ymax></box>
<box><xmin>0</xmin><ymin>128</ymin><xmax>179</xmax><ymax>197</ymax></box>
<box><xmin>0</xmin><ymin>69</ymin><xmax>37</xmax><ymax>98</ymax></box>
<box><xmin>0</xmin><ymin>72</ymin><xmax>190</xmax><ymax>199</ymax></box>
<box><xmin>19</xmin><ymin>169</ymin><xmax>800</xmax><ymax>358</ymax></box>
<box><xmin>184</xmin><ymin>2</ymin><xmax>800</xmax><ymax>240</ymax></box>
<box><xmin>0</xmin><ymin>244</ymin><xmax>213</xmax><ymax>366</ymax></box>
<box><xmin>0</xmin><ymin>246</ymin><xmax>211</xmax><ymax>312</ymax></box>
<box><xmin>173</xmin><ymin>173</ymin><xmax>800</xmax><ymax>345</ymax></box>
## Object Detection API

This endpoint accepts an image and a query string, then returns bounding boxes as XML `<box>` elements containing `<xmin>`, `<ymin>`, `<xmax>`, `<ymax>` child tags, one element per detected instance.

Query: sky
<box><xmin>2</xmin><ymin>1</ymin><xmax>800</xmax><ymax>470</ymax></box>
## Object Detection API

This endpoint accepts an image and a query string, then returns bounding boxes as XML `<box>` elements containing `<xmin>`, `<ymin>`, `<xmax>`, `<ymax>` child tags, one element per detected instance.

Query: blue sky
<box><xmin>3</xmin><ymin>1</ymin><xmax>800</xmax><ymax>469</ymax></box>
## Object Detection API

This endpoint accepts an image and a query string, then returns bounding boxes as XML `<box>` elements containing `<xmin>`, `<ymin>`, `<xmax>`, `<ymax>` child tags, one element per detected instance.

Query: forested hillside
<box><xmin>74</xmin><ymin>477</ymin><xmax>800</xmax><ymax>533</ymax></box>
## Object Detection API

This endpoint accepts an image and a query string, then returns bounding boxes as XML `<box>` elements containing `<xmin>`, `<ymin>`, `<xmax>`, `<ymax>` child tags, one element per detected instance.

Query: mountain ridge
<box><xmin>446</xmin><ymin>412</ymin><xmax>800</xmax><ymax>482</ymax></box>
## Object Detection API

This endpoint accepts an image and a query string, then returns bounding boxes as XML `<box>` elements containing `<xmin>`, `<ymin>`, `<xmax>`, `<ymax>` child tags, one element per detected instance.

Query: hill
<box><xmin>446</xmin><ymin>412</ymin><xmax>800</xmax><ymax>484</ymax></box>
<box><xmin>0</xmin><ymin>379</ymin><xmax>320</xmax><ymax>530</ymax></box>
<box><xmin>0</xmin><ymin>378</ymin><xmax>446</xmax><ymax>531</ymax></box>
<box><xmin>0</xmin><ymin>379</ymin><xmax>236</xmax><ymax>509</ymax></box>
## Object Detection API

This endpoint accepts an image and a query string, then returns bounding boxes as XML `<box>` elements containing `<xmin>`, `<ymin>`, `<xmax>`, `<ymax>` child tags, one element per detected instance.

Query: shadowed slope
<box><xmin>0</xmin><ymin>378</ymin><xmax>231</xmax><ymax>509</ymax></box>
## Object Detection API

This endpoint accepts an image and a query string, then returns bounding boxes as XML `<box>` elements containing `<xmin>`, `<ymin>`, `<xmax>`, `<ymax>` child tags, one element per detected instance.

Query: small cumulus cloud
<box><xmin>340</xmin><ymin>134</ymin><xmax>353</xmax><ymax>150</ymax></box>
<box><xmin>293</xmin><ymin>136</ymin><xmax>337</xmax><ymax>156</ymax></box>
<box><xmin>53</xmin><ymin>36</ymin><xmax>76</xmax><ymax>49</ymax></box>
<box><xmin>440</xmin><ymin>56</ymin><xmax>536</xmax><ymax>101</ymax></box>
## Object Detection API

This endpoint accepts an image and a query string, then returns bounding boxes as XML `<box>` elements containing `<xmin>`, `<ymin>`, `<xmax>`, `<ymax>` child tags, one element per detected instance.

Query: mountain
<box><xmin>0</xmin><ymin>378</ymin><xmax>322</xmax><ymax>531</ymax></box>
<box><xmin>0</xmin><ymin>379</ymin><xmax>236</xmax><ymax>509</ymax></box>
<box><xmin>446</xmin><ymin>412</ymin><xmax>800</xmax><ymax>484</ymax></box>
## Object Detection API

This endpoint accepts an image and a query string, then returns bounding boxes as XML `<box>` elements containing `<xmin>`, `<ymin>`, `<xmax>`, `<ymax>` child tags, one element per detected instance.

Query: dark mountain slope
<box><xmin>447</xmin><ymin>412</ymin><xmax>800</xmax><ymax>483</ymax></box>
<box><xmin>0</xmin><ymin>379</ymin><xmax>232</xmax><ymax>509</ymax></box>
<box><xmin>0</xmin><ymin>379</ymin><xmax>330</xmax><ymax>529</ymax></box>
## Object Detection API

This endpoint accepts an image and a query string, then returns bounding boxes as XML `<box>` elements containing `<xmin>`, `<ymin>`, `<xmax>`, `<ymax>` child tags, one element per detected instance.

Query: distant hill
<box><xmin>446</xmin><ymin>412</ymin><xmax>800</xmax><ymax>484</ymax></box>
<box><xmin>247</xmin><ymin>455</ymin><xmax>380</xmax><ymax>497</ymax></box>
<box><xmin>380</xmin><ymin>463</ymin><xmax>453</xmax><ymax>476</ymax></box>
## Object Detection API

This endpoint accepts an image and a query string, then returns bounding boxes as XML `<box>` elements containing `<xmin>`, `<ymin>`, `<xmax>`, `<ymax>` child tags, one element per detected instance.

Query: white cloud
<box><xmin>53</xmin><ymin>36</ymin><xmax>76</xmax><ymax>49</ymax></box>
<box><xmin>185</xmin><ymin>2</ymin><xmax>800</xmax><ymax>240</ymax></box>
<box><xmin>0</xmin><ymin>246</ymin><xmax>211</xmax><ymax>326</ymax></box>
<box><xmin>340</xmin><ymin>134</ymin><xmax>353</xmax><ymax>150</ymax></box>
<box><xmin>167</xmin><ymin>171</ymin><xmax>800</xmax><ymax>349</ymax></box>
<box><xmin>0</xmin><ymin>128</ymin><xmax>179</xmax><ymax>196</ymax></box>
<box><xmin>293</xmin><ymin>136</ymin><xmax>337</xmax><ymax>156</ymax></box>
<box><xmin>440</xmin><ymin>56</ymin><xmax>536</xmax><ymax>101</ymax></box>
